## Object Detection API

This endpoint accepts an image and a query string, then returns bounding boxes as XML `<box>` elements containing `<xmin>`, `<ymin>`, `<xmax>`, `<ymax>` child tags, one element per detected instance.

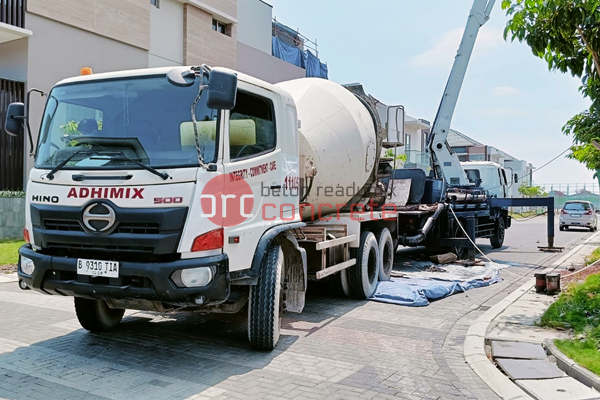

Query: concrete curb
<box><xmin>464</xmin><ymin>278</ymin><xmax>534</xmax><ymax>400</ymax></box>
<box><xmin>545</xmin><ymin>340</ymin><xmax>600</xmax><ymax>392</ymax></box>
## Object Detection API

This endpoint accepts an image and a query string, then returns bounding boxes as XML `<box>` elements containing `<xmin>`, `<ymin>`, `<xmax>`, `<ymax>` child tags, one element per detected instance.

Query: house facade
<box><xmin>0</xmin><ymin>0</ymin><xmax>312</xmax><ymax>190</ymax></box>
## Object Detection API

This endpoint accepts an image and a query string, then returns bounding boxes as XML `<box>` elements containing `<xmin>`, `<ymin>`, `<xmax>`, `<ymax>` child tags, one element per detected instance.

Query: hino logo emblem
<box><xmin>83</xmin><ymin>203</ymin><xmax>116</xmax><ymax>232</ymax></box>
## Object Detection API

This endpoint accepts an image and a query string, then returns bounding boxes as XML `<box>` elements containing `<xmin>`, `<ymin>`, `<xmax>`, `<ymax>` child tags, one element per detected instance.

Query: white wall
<box><xmin>0</xmin><ymin>38</ymin><xmax>28</xmax><ymax>82</ymax></box>
<box><xmin>237</xmin><ymin>0</ymin><xmax>272</xmax><ymax>54</ymax></box>
<box><xmin>237</xmin><ymin>42</ymin><xmax>305</xmax><ymax>83</ymax></box>
<box><xmin>149</xmin><ymin>0</ymin><xmax>184</xmax><ymax>67</ymax></box>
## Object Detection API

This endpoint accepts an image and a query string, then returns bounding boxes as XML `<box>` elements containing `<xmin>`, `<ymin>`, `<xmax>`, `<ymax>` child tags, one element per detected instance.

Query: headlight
<box><xmin>178</xmin><ymin>267</ymin><xmax>213</xmax><ymax>288</ymax></box>
<box><xmin>20</xmin><ymin>256</ymin><xmax>35</xmax><ymax>275</ymax></box>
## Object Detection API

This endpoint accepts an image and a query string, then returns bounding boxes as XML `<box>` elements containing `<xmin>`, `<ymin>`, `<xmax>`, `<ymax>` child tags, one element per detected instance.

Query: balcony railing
<box><xmin>0</xmin><ymin>0</ymin><xmax>25</xmax><ymax>29</ymax></box>
<box><xmin>404</xmin><ymin>150</ymin><xmax>431</xmax><ymax>172</ymax></box>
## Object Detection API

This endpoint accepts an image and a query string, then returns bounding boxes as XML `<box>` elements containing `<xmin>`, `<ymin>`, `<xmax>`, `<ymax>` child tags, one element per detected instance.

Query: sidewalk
<box><xmin>466</xmin><ymin>231</ymin><xmax>600</xmax><ymax>400</ymax></box>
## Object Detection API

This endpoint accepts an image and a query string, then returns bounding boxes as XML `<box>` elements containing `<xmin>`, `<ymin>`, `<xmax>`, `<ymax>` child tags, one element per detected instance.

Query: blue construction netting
<box><xmin>272</xmin><ymin>36</ymin><xmax>328</xmax><ymax>79</ymax></box>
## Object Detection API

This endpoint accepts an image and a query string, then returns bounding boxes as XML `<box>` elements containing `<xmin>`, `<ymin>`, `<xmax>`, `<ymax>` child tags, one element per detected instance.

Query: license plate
<box><xmin>77</xmin><ymin>259</ymin><xmax>119</xmax><ymax>278</ymax></box>
<box><xmin>571</xmin><ymin>214</ymin><xmax>581</xmax><ymax>218</ymax></box>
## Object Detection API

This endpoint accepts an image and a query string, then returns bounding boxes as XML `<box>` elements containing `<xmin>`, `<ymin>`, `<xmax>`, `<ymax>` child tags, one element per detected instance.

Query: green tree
<box><xmin>563</xmin><ymin>110</ymin><xmax>600</xmax><ymax>171</ymax></box>
<box><xmin>503</xmin><ymin>0</ymin><xmax>600</xmax><ymax>108</ymax></box>
<box><xmin>518</xmin><ymin>184</ymin><xmax>547</xmax><ymax>197</ymax></box>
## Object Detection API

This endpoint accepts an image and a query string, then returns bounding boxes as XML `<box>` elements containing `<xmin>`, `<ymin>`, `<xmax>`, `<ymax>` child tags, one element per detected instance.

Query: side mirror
<box><xmin>207</xmin><ymin>68</ymin><xmax>238</xmax><ymax>110</ymax></box>
<box><xmin>4</xmin><ymin>102</ymin><xmax>25</xmax><ymax>137</ymax></box>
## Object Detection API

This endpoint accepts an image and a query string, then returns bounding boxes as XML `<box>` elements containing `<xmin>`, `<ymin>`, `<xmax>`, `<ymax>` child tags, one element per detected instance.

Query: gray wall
<box><xmin>0</xmin><ymin>38</ymin><xmax>28</xmax><ymax>82</ymax></box>
<box><xmin>0</xmin><ymin>197</ymin><xmax>25</xmax><ymax>240</ymax></box>
<box><xmin>237</xmin><ymin>42</ymin><xmax>305</xmax><ymax>84</ymax></box>
<box><xmin>24</xmin><ymin>13</ymin><xmax>149</xmax><ymax>186</ymax></box>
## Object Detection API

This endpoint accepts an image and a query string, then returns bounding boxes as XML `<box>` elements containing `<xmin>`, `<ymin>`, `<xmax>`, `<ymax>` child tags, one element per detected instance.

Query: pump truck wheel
<box><xmin>348</xmin><ymin>231</ymin><xmax>380</xmax><ymax>299</ymax></box>
<box><xmin>248</xmin><ymin>241</ymin><xmax>285</xmax><ymax>350</ymax></box>
<box><xmin>373</xmin><ymin>228</ymin><xmax>394</xmax><ymax>281</ymax></box>
<box><xmin>74</xmin><ymin>298</ymin><xmax>125</xmax><ymax>332</ymax></box>
<box><xmin>490</xmin><ymin>217</ymin><xmax>506</xmax><ymax>249</ymax></box>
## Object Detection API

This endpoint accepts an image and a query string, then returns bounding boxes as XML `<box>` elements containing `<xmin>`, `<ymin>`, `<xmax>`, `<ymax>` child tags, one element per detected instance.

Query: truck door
<box><xmin>222</xmin><ymin>88</ymin><xmax>283</xmax><ymax>273</ymax></box>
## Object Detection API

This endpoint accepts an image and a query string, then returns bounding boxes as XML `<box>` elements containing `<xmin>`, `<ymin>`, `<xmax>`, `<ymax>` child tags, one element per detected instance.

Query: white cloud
<box><xmin>490</xmin><ymin>86</ymin><xmax>522</xmax><ymax>97</ymax></box>
<box><xmin>474</xmin><ymin>107</ymin><xmax>530</xmax><ymax>118</ymax></box>
<box><xmin>409</xmin><ymin>27</ymin><xmax>504</xmax><ymax>68</ymax></box>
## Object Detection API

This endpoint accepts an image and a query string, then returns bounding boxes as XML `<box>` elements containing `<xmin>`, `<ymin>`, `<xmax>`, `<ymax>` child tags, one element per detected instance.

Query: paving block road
<box><xmin>0</xmin><ymin>217</ymin><xmax>592</xmax><ymax>400</ymax></box>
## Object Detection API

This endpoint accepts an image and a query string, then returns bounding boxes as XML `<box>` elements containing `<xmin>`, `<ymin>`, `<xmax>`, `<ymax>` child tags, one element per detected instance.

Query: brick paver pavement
<box><xmin>0</xmin><ymin>232</ymin><xmax>578</xmax><ymax>400</ymax></box>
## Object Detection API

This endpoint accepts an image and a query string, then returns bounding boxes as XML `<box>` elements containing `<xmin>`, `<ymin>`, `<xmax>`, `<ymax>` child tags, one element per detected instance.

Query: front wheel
<box><xmin>248</xmin><ymin>241</ymin><xmax>285</xmax><ymax>350</ymax></box>
<box><xmin>490</xmin><ymin>217</ymin><xmax>505</xmax><ymax>249</ymax></box>
<box><xmin>74</xmin><ymin>298</ymin><xmax>124</xmax><ymax>332</ymax></box>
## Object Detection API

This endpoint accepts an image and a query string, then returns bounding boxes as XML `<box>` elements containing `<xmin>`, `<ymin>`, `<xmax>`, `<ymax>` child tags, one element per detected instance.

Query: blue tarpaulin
<box><xmin>370</xmin><ymin>262</ymin><xmax>503</xmax><ymax>307</ymax></box>
<box><xmin>272</xmin><ymin>36</ymin><xmax>328</xmax><ymax>79</ymax></box>
<box><xmin>272</xmin><ymin>36</ymin><xmax>304</xmax><ymax>68</ymax></box>
<box><xmin>304</xmin><ymin>50</ymin><xmax>328</xmax><ymax>79</ymax></box>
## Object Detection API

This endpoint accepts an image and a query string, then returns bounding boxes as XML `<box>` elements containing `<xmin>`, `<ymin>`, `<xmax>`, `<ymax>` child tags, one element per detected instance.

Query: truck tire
<box><xmin>330</xmin><ymin>269</ymin><xmax>351</xmax><ymax>297</ymax></box>
<box><xmin>248</xmin><ymin>242</ymin><xmax>284</xmax><ymax>350</ymax></box>
<box><xmin>348</xmin><ymin>231</ymin><xmax>379</xmax><ymax>299</ymax></box>
<box><xmin>74</xmin><ymin>298</ymin><xmax>124</xmax><ymax>332</ymax></box>
<box><xmin>490</xmin><ymin>217</ymin><xmax>505</xmax><ymax>249</ymax></box>
<box><xmin>373</xmin><ymin>228</ymin><xmax>394</xmax><ymax>281</ymax></box>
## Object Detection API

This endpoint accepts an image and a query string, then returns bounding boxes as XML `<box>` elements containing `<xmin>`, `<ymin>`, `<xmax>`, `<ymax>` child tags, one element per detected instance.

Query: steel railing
<box><xmin>0</xmin><ymin>0</ymin><xmax>26</xmax><ymax>29</ymax></box>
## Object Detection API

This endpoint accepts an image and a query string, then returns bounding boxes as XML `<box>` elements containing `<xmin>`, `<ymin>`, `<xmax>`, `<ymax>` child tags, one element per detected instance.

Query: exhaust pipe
<box><xmin>398</xmin><ymin>203</ymin><xmax>445</xmax><ymax>246</ymax></box>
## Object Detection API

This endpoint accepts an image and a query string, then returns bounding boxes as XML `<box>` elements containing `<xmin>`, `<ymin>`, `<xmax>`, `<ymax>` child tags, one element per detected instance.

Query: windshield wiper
<box><xmin>47</xmin><ymin>150</ymin><xmax>93</xmax><ymax>180</ymax></box>
<box><xmin>92</xmin><ymin>151</ymin><xmax>171</xmax><ymax>180</ymax></box>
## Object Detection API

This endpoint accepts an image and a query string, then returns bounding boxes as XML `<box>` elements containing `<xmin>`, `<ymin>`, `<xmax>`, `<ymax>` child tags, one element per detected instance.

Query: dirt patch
<box><xmin>0</xmin><ymin>264</ymin><xmax>17</xmax><ymax>273</ymax></box>
<box><xmin>560</xmin><ymin>263</ymin><xmax>600</xmax><ymax>286</ymax></box>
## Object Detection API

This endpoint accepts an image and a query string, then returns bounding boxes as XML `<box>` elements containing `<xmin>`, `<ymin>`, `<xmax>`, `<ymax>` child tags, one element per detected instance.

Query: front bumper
<box><xmin>18</xmin><ymin>245</ymin><xmax>230</xmax><ymax>306</ymax></box>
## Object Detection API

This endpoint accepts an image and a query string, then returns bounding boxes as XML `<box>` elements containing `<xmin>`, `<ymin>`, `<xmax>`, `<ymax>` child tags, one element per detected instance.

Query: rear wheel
<box><xmin>373</xmin><ymin>228</ymin><xmax>394</xmax><ymax>281</ymax></box>
<box><xmin>347</xmin><ymin>231</ymin><xmax>379</xmax><ymax>299</ymax></box>
<box><xmin>248</xmin><ymin>241</ymin><xmax>284</xmax><ymax>350</ymax></box>
<box><xmin>559</xmin><ymin>226</ymin><xmax>565</xmax><ymax>231</ymax></box>
<box><xmin>564</xmin><ymin>226</ymin><xmax>569</xmax><ymax>231</ymax></box>
<box><xmin>74</xmin><ymin>298</ymin><xmax>124</xmax><ymax>332</ymax></box>
<box><xmin>490</xmin><ymin>217</ymin><xmax>505</xmax><ymax>249</ymax></box>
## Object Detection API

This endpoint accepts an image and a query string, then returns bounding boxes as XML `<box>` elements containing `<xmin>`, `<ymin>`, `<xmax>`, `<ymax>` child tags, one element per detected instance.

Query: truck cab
<box><xmin>6</xmin><ymin>66</ymin><xmax>310</xmax><ymax>350</ymax></box>
<box><xmin>460</xmin><ymin>161</ymin><xmax>509</xmax><ymax>198</ymax></box>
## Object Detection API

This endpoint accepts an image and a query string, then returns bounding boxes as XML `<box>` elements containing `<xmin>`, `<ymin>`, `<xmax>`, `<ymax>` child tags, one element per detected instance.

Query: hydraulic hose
<box><xmin>397</xmin><ymin>203</ymin><xmax>445</xmax><ymax>246</ymax></box>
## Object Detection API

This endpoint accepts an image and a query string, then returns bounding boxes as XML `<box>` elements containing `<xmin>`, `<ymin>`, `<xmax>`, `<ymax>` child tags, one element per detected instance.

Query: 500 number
<box><xmin>154</xmin><ymin>197</ymin><xmax>183</xmax><ymax>204</ymax></box>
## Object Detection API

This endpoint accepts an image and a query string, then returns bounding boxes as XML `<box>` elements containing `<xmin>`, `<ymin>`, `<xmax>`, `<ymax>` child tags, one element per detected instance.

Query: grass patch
<box><xmin>586</xmin><ymin>247</ymin><xmax>600</xmax><ymax>265</ymax></box>
<box><xmin>555</xmin><ymin>339</ymin><xmax>600</xmax><ymax>376</ymax></box>
<box><xmin>541</xmin><ymin>272</ymin><xmax>600</xmax><ymax>375</ymax></box>
<box><xmin>0</xmin><ymin>240</ymin><xmax>25</xmax><ymax>265</ymax></box>
<box><xmin>509</xmin><ymin>210</ymin><xmax>543</xmax><ymax>219</ymax></box>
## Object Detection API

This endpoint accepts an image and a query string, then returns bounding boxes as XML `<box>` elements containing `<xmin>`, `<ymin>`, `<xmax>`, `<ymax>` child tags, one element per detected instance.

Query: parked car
<box><xmin>560</xmin><ymin>201</ymin><xmax>598</xmax><ymax>231</ymax></box>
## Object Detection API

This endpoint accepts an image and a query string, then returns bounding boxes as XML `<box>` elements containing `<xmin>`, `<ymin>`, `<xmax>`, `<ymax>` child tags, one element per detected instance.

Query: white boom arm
<box><xmin>428</xmin><ymin>0</ymin><xmax>495</xmax><ymax>186</ymax></box>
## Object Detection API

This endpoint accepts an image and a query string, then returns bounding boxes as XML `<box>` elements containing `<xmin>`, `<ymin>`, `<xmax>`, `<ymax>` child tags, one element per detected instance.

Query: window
<box><xmin>404</xmin><ymin>134</ymin><xmax>411</xmax><ymax>153</ymax></box>
<box><xmin>564</xmin><ymin>202</ymin><xmax>590</xmax><ymax>211</ymax></box>
<box><xmin>229</xmin><ymin>92</ymin><xmax>276</xmax><ymax>160</ymax></box>
<box><xmin>150</xmin><ymin>0</ymin><xmax>159</xmax><ymax>8</ymax></box>
<box><xmin>212</xmin><ymin>19</ymin><xmax>230</xmax><ymax>36</ymax></box>
<box><xmin>36</xmin><ymin>77</ymin><xmax>218</xmax><ymax>169</ymax></box>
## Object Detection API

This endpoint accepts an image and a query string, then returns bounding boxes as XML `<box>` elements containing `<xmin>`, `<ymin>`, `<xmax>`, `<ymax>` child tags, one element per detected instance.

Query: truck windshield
<box><xmin>35</xmin><ymin>75</ymin><xmax>219</xmax><ymax>170</ymax></box>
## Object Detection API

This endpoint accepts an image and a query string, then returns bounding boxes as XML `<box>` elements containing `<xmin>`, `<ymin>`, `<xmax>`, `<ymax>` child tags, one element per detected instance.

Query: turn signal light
<box><xmin>192</xmin><ymin>228</ymin><xmax>224</xmax><ymax>252</ymax></box>
<box><xmin>23</xmin><ymin>227</ymin><xmax>30</xmax><ymax>243</ymax></box>
<box><xmin>80</xmin><ymin>67</ymin><xmax>93</xmax><ymax>75</ymax></box>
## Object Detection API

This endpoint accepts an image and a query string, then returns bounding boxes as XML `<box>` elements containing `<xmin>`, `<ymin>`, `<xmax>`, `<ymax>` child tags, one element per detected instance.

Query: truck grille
<box><xmin>46</xmin><ymin>242</ymin><xmax>154</xmax><ymax>254</ymax></box>
<box><xmin>44</xmin><ymin>219</ymin><xmax>160</xmax><ymax>235</ymax></box>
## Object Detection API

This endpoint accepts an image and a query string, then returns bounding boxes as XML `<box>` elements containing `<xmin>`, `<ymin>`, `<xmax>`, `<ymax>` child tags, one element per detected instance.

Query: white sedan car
<box><xmin>560</xmin><ymin>201</ymin><xmax>598</xmax><ymax>231</ymax></box>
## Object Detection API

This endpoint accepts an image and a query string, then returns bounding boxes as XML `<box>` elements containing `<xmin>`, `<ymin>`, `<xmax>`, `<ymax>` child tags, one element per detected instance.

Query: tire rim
<box><xmin>382</xmin><ymin>240</ymin><xmax>393</xmax><ymax>275</ymax></box>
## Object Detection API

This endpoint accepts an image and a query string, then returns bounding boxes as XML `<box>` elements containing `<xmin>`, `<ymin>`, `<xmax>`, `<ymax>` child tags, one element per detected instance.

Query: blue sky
<box><xmin>266</xmin><ymin>0</ymin><xmax>593</xmax><ymax>185</ymax></box>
